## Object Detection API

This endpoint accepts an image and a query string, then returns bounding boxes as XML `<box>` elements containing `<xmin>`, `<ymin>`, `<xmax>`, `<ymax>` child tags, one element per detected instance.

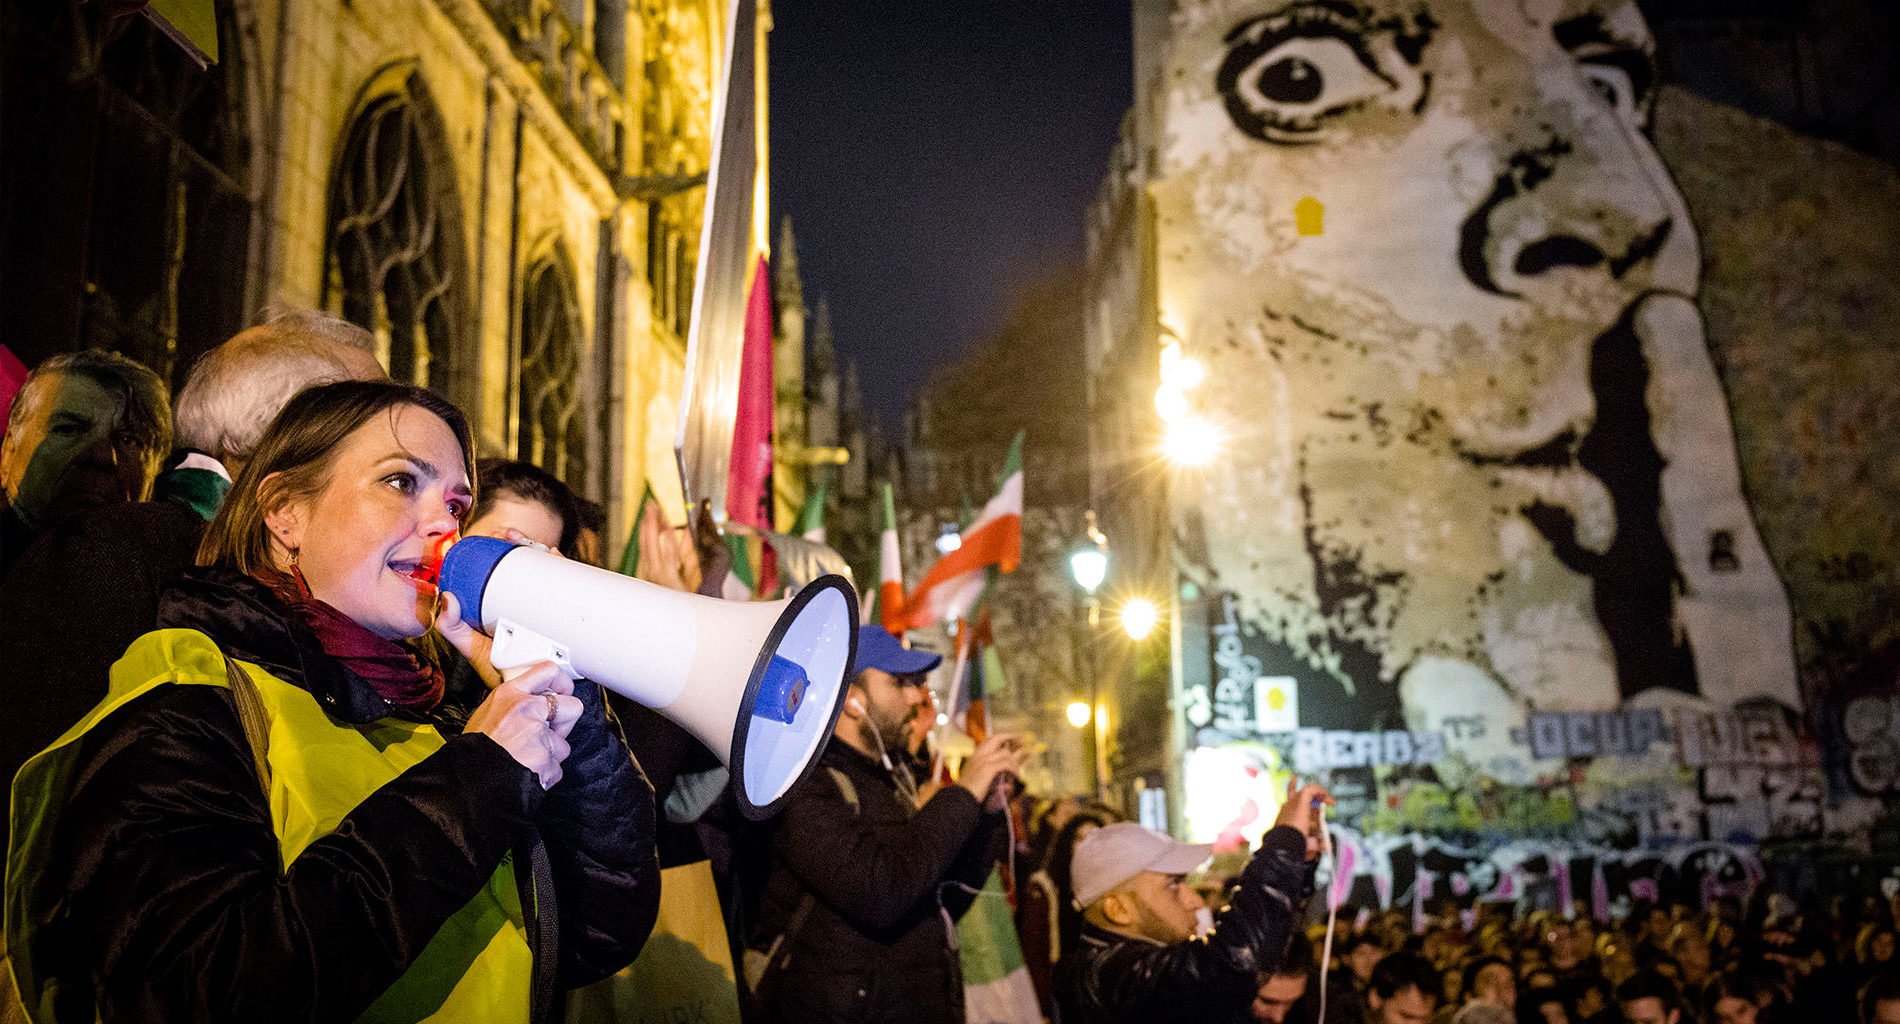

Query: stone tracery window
<box><xmin>518</xmin><ymin>256</ymin><xmax>592</xmax><ymax>494</ymax></box>
<box><xmin>324</xmin><ymin>77</ymin><xmax>466</xmax><ymax>395</ymax></box>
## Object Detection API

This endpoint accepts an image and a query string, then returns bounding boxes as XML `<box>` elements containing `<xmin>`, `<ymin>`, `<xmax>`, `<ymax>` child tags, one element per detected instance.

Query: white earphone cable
<box><xmin>1317</xmin><ymin>801</ymin><xmax>1337</xmax><ymax>1024</ymax></box>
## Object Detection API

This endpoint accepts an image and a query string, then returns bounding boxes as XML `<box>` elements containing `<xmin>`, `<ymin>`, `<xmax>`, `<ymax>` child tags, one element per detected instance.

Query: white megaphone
<box><xmin>438</xmin><ymin>536</ymin><xmax>859</xmax><ymax>820</ymax></box>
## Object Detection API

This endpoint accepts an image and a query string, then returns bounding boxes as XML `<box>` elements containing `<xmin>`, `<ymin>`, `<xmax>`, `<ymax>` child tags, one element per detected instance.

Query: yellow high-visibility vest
<box><xmin>5</xmin><ymin>628</ymin><xmax>532</xmax><ymax>1022</ymax></box>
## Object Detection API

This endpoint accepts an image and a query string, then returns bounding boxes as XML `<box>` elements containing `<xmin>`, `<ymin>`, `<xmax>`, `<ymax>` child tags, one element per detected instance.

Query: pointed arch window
<box><xmin>324</xmin><ymin>75</ymin><xmax>467</xmax><ymax>395</ymax></box>
<box><xmin>518</xmin><ymin>256</ymin><xmax>592</xmax><ymax>494</ymax></box>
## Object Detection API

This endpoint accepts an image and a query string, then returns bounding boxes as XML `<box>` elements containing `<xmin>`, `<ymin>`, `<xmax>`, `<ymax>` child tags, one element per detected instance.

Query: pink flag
<box><xmin>725</xmin><ymin>256</ymin><xmax>775</xmax><ymax>531</ymax></box>
<box><xmin>0</xmin><ymin>345</ymin><xmax>28</xmax><ymax>435</ymax></box>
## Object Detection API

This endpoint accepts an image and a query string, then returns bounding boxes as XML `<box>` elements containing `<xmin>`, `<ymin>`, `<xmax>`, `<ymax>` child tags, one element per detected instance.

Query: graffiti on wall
<box><xmin>1844</xmin><ymin>696</ymin><xmax>1900</xmax><ymax>796</ymax></box>
<box><xmin>1516</xmin><ymin>710</ymin><xmax>1669</xmax><ymax>761</ymax></box>
<box><xmin>1317</xmin><ymin>825</ymin><xmax>1763</xmax><ymax>922</ymax></box>
<box><xmin>1293</xmin><ymin>729</ymin><xmax>1446</xmax><ymax>772</ymax></box>
<box><xmin>1182</xmin><ymin>655</ymin><xmax>1827</xmax><ymax>848</ymax></box>
<box><xmin>1158</xmin><ymin>0</ymin><xmax>1900</xmax><ymax>850</ymax></box>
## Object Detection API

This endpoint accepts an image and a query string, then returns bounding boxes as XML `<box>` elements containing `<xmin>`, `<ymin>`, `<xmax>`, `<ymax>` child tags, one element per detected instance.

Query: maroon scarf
<box><xmin>255</xmin><ymin>568</ymin><xmax>446</xmax><ymax>711</ymax></box>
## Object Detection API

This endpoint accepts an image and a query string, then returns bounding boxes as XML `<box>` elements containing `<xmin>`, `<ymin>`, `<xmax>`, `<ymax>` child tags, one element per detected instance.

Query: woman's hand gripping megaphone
<box><xmin>437</xmin><ymin>531</ymin><xmax>581</xmax><ymax>790</ymax></box>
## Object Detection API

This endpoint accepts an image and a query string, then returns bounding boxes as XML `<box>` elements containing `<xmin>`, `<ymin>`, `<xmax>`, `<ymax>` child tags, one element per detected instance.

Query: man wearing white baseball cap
<box><xmin>1056</xmin><ymin>779</ymin><xmax>1332</xmax><ymax>1024</ymax></box>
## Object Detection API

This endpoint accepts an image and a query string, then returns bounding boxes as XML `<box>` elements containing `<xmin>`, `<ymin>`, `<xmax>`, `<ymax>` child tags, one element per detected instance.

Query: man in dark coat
<box><xmin>748</xmin><ymin>624</ymin><xmax>1026</xmax><ymax>1024</ymax></box>
<box><xmin>1056</xmin><ymin>781</ymin><xmax>1330</xmax><ymax>1024</ymax></box>
<box><xmin>0</xmin><ymin>498</ymin><xmax>205</xmax><ymax>816</ymax></box>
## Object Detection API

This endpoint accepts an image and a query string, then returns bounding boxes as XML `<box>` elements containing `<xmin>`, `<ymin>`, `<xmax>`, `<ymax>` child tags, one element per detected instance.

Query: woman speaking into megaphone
<box><xmin>5</xmin><ymin>381</ymin><xmax>658</xmax><ymax>1023</ymax></box>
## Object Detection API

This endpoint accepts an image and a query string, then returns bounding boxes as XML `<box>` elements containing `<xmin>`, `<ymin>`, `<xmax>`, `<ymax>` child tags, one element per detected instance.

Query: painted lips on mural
<box><xmin>1153</xmin><ymin>0</ymin><xmax>1801</xmax><ymax>790</ymax></box>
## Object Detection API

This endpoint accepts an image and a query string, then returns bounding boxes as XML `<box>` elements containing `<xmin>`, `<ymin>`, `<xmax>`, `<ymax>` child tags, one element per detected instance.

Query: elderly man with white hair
<box><xmin>0</xmin><ymin>306</ymin><xmax>384</xmax><ymax>845</ymax></box>
<box><xmin>158</xmin><ymin>306</ymin><xmax>385</xmax><ymax>518</ymax></box>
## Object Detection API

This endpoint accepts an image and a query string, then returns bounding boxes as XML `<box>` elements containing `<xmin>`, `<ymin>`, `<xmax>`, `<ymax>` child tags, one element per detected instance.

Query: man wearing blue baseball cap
<box><xmin>746</xmin><ymin>624</ymin><xmax>1030</xmax><ymax>1024</ymax></box>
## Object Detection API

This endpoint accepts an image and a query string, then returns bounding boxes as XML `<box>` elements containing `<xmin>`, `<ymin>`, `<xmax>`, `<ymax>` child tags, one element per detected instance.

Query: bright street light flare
<box><xmin>1154</xmin><ymin>384</ymin><xmax>1188</xmax><ymax>422</ymax></box>
<box><xmin>1066</xmin><ymin>701</ymin><xmax>1092</xmax><ymax>728</ymax></box>
<box><xmin>1121</xmin><ymin>597</ymin><xmax>1160</xmax><ymax>640</ymax></box>
<box><xmin>1173</xmin><ymin>356</ymin><xmax>1205</xmax><ymax>391</ymax></box>
<box><xmin>1162</xmin><ymin>416</ymin><xmax>1221</xmax><ymax>466</ymax></box>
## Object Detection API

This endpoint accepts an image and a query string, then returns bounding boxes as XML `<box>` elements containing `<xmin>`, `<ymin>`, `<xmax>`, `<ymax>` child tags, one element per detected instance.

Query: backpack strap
<box><xmin>823</xmin><ymin>765</ymin><xmax>859</xmax><ymax>815</ymax></box>
<box><xmin>745</xmin><ymin>764</ymin><xmax>862</xmax><ymax>999</ymax></box>
<box><xmin>219</xmin><ymin>653</ymin><xmax>273</xmax><ymax>797</ymax></box>
<box><xmin>518</xmin><ymin>831</ymin><xmax>560</xmax><ymax>1024</ymax></box>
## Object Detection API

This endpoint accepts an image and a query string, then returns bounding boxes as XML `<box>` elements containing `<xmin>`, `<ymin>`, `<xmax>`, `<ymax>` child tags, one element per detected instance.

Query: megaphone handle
<box><xmin>491</xmin><ymin>618</ymin><xmax>581</xmax><ymax>683</ymax></box>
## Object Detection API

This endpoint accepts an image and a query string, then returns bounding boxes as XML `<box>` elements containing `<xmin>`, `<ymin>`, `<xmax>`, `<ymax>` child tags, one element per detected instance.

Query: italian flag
<box><xmin>0</xmin><ymin>344</ymin><xmax>28</xmax><ymax>427</ymax></box>
<box><xmin>901</xmin><ymin>433</ymin><xmax>1022</xmax><ymax>630</ymax></box>
<box><xmin>955</xmin><ymin>868</ymin><xmax>1043</xmax><ymax>1024</ymax></box>
<box><xmin>863</xmin><ymin>483</ymin><xmax>906</xmax><ymax>634</ymax></box>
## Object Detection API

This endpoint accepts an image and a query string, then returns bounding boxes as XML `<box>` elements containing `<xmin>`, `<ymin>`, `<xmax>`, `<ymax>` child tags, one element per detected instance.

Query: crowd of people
<box><xmin>1006</xmin><ymin>792</ymin><xmax>1900</xmax><ymax>1024</ymax></box>
<box><xmin>0</xmin><ymin>315</ymin><xmax>1895</xmax><ymax>1024</ymax></box>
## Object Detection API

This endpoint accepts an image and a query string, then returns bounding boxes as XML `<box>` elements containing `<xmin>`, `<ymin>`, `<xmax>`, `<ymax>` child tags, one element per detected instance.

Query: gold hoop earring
<box><xmin>288</xmin><ymin>549</ymin><xmax>312</xmax><ymax>597</ymax></box>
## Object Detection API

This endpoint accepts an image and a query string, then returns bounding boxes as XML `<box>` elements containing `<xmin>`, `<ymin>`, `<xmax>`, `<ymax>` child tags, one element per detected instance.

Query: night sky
<box><xmin>770</xmin><ymin>1</ymin><xmax>1133</xmax><ymax>428</ymax></box>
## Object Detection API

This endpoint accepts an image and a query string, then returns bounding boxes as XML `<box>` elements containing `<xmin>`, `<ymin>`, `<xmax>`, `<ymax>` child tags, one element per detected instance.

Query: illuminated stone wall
<box><xmin>1108</xmin><ymin>0</ymin><xmax>1900</xmax><ymax>879</ymax></box>
<box><xmin>251</xmin><ymin>0</ymin><xmax>729</xmax><ymax>538</ymax></box>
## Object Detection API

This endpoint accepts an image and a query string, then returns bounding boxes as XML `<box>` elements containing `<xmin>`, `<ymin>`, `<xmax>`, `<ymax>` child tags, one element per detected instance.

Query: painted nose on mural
<box><xmin>1457</xmin><ymin>127</ymin><xmax>1677</xmax><ymax>300</ymax></box>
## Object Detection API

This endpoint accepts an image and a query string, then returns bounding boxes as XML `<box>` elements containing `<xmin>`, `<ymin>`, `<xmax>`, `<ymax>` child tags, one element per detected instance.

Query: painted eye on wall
<box><xmin>1218</xmin><ymin>18</ymin><xmax>1395</xmax><ymax>144</ymax></box>
<box><xmin>1580</xmin><ymin>61</ymin><xmax>1641</xmax><ymax>123</ymax></box>
<box><xmin>1555</xmin><ymin>13</ymin><xmax>1657</xmax><ymax>130</ymax></box>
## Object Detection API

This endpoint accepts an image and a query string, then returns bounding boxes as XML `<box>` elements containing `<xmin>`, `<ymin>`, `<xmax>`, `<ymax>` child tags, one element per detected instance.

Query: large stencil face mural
<box><xmin>1156</xmin><ymin>0</ymin><xmax>1804</xmax><ymax>778</ymax></box>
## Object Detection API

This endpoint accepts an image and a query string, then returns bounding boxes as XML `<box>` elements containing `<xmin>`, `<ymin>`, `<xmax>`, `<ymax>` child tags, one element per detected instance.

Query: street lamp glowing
<box><xmin>1069</xmin><ymin>548</ymin><xmax>1108</xmax><ymax>594</ymax></box>
<box><xmin>1066</xmin><ymin>701</ymin><xmax>1092</xmax><ymax>729</ymax></box>
<box><xmin>1121</xmin><ymin>598</ymin><xmax>1160</xmax><ymax>640</ymax></box>
<box><xmin>1174</xmin><ymin>356</ymin><xmax>1206</xmax><ymax>391</ymax></box>
<box><xmin>1154</xmin><ymin>385</ymin><xmax>1188</xmax><ymax>423</ymax></box>
<box><xmin>1163</xmin><ymin>416</ymin><xmax>1221</xmax><ymax>467</ymax></box>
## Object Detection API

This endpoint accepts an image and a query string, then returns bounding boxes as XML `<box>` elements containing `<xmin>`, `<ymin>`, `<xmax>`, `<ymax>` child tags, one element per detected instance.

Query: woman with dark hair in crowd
<box><xmin>5</xmin><ymin>380</ymin><xmax>658</xmax><ymax>1022</ymax></box>
<box><xmin>465</xmin><ymin>458</ymin><xmax>585</xmax><ymax>559</ymax></box>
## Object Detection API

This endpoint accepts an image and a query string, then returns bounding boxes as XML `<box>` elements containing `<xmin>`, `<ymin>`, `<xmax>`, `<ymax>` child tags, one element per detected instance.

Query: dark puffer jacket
<box><xmin>751</xmin><ymin>740</ymin><xmax>1007</xmax><ymax>1024</ymax></box>
<box><xmin>17</xmin><ymin>567</ymin><xmax>661</xmax><ymax>1022</ymax></box>
<box><xmin>1055</xmin><ymin>825</ymin><xmax>1315</xmax><ymax>1024</ymax></box>
<box><xmin>0</xmin><ymin>497</ymin><xmax>205</xmax><ymax>846</ymax></box>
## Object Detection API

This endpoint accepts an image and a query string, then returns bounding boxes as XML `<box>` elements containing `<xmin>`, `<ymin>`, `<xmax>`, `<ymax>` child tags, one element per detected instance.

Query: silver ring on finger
<box><xmin>544</xmin><ymin>692</ymin><xmax>558</xmax><ymax>727</ymax></box>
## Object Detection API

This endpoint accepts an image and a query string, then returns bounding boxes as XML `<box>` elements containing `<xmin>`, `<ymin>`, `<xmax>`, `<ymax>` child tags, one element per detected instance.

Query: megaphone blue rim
<box><xmin>732</xmin><ymin>573</ymin><xmax>859</xmax><ymax>821</ymax></box>
<box><xmin>437</xmin><ymin>535</ymin><xmax>516</xmax><ymax>628</ymax></box>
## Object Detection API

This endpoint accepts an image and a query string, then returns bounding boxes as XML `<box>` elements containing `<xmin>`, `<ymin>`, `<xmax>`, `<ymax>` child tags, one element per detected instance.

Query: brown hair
<box><xmin>471</xmin><ymin>458</ymin><xmax>583</xmax><ymax>557</ymax></box>
<box><xmin>198</xmin><ymin>380</ymin><xmax>476</xmax><ymax>572</ymax></box>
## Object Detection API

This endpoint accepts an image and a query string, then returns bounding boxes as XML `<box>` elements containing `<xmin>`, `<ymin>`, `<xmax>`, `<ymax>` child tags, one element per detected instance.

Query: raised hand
<box><xmin>1271</xmin><ymin>777</ymin><xmax>1335</xmax><ymax>862</ymax></box>
<box><xmin>958</xmin><ymin>733</ymin><xmax>1031</xmax><ymax>808</ymax></box>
